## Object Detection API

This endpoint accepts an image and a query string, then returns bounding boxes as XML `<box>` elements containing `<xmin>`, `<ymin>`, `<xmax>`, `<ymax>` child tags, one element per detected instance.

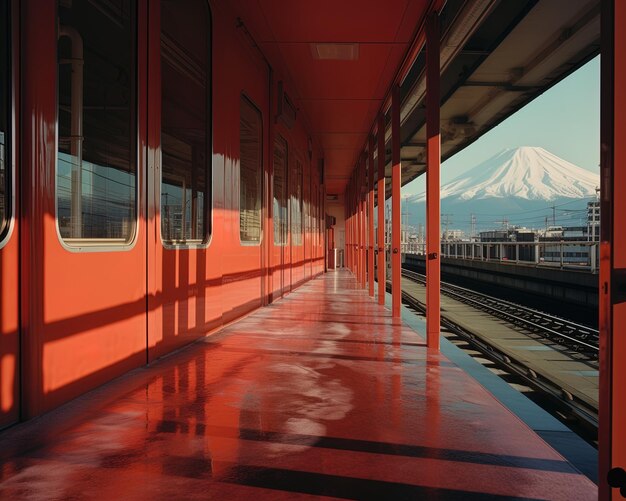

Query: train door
<box><xmin>0</xmin><ymin>0</ymin><xmax>18</xmax><ymax>428</ymax></box>
<box><xmin>20</xmin><ymin>0</ymin><xmax>148</xmax><ymax>417</ymax></box>
<box><xmin>273</xmin><ymin>135</ymin><xmax>288</xmax><ymax>298</ymax></box>
<box><xmin>146</xmin><ymin>0</ymin><xmax>224</xmax><ymax>359</ymax></box>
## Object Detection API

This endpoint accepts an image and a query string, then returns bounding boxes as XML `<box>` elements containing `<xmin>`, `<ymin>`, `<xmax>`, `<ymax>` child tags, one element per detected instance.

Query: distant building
<box><xmin>443</xmin><ymin>229</ymin><xmax>465</xmax><ymax>241</ymax></box>
<box><xmin>540</xmin><ymin>224</ymin><xmax>596</xmax><ymax>265</ymax></box>
<box><xmin>587</xmin><ymin>200</ymin><xmax>600</xmax><ymax>241</ymax></box>
<box><xmin>478</xmin><ymin>228</ymin><xmax>537</xmax><ymax>261</ymax></box>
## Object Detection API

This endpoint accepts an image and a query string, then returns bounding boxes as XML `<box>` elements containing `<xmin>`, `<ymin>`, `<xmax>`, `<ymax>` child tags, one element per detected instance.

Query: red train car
<box><xmin>0</xmin><ymin>0</ymin><xmax>325</xmax><ymax>427</ymax></box>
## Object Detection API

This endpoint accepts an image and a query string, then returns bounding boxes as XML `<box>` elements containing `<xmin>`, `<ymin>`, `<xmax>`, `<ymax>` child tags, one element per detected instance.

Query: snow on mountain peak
<box><xmin>411</xmin><ymin>146</ymin><xmax>599</xmax><ymax>202</ymax></box>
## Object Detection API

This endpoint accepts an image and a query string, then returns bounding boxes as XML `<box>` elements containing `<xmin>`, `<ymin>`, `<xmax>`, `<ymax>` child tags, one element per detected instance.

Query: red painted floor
<box><xmin>0</xmin><ymin>271</ymin><xmax>596</xmax><ymax>500</ymax></box>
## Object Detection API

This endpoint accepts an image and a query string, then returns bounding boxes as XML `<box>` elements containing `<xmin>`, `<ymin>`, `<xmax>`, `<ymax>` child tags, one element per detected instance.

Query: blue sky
<box><xmin>401</xmin><ymin>56</ymin><xmax>600</xmax><ymax>197</ymax></box>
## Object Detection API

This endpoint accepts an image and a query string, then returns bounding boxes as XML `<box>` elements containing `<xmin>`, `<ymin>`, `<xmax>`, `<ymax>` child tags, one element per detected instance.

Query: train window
<box><xmin>57</xmin><ymin>0</ymin><xmax>137</xmax><ymax>245</ymax></box>
<box><xmin>161</xmin><ymin>0</ymin><xmax>211</xmax><ymax>245</ymax></box>
<box><xmin>273</xmin><ymin>135</ymin><xmax>288</xmax><ymax>246</ymax></box>
<box><xmin>291</xmin><ymin>158</ymin><xmax>303</xmax><ymax>246</ymax></box>
<box><xmin>0</xmin><ymin>0</ymin><xmax>9</xmax><ymax>239</ymax></box>
<box><xmin>239</xmin><ymin>96</ymin><xmax>262</xmax><ymax>244</ymax></box>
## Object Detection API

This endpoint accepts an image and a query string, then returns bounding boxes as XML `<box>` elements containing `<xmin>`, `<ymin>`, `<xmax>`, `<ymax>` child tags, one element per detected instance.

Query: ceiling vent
<box><xmin>311</xmin><ymin>43</ymin><xmax>359</xmax><ymax>61</ymax></box>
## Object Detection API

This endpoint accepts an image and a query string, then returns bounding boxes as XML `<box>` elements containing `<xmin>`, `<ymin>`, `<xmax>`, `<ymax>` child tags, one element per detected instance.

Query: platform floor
<box><xmin>0</xmin><ymin>271</ymin><xmax>596</xmax><ymax>500</ymax></box>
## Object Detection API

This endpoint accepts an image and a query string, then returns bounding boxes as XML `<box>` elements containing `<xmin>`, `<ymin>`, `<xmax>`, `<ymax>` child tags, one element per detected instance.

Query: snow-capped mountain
<box><xmin>406</xmin><ymin>147</ymin><xmax>599</xmax><ymax>233</ymax></box>
<box><xmin>410</xmin><ymin>146</ymin><xmax>599</xmax><ymax>203</ymax></box>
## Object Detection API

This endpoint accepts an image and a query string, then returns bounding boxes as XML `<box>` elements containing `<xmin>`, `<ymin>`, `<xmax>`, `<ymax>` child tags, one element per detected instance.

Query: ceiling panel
<box><xmin>315</xmin><ymin>133</ymin><xmax>368</xmax><ymax>151</ymax></box>
<box><xmin>304</xmin><ymin>100</ymin><xmax>376</xmax><ymax>134</ymax></box>
<box><xmin>256</xmin><ymin>0</ymin><xmax>412</xmax><ymax>43</ymax></box>
<box><xmin>275</xmin><ymin>43</ymin><xmax>396</xmax><ymax>100</ymax></box>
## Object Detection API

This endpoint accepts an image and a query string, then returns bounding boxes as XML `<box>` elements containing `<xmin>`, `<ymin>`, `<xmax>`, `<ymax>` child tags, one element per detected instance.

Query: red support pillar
<box><xmin>377</xmin><ymin>114</ymin><xmax>386</xmax><ymax>305</ymax></box>
<box><xmin>391</xmin><ymin>85</ymin><xmax>401</xmax><ymax>318</ymax></box>
<box><xmin>359</xmin><ymin>153</ymin><xmax>368</xmax><ymax>289</ymax></box>
<box><xmin>354</xmin><ymin>173</ymin><xmax>360</xmax><ymax>279</ymax></box>
<box><xmin>351</xmin><ymin>181</ymin><xmax>355</xmax><ymax>273</ymax></box>
<box><xmin>368</xmin><ymin>139</ymin><xmax>375</xmax><ymax>297</ymax></box>
<box><xmin>426</xmin><ymin>12</ymin><xmax>441</xmax><ymax>349</ymax></box>
<box><xmin>360</xmin><ymin>157</ymin><xmax>367</xmax><ymax>288</ymax></box>
<box><xmin>345</xmin><ymin>181</ymin><xmax>352</xmax><ymax>271</ymax></box>
<box><xmin>356</xmin><ymin>174</ymin><xmax>360</xmax><ymax>279</ymax></box>
<box><xmin>345</xmin><ymin>184</ymin><xmax>349</xmax><ymax>271</ymax></box>
<box><xmin>600</xmin><ymin>1</ymin><xmax>626</xmax><ymax>498</ymax></box>
<box><xmin>350</xmin><ymin>178</ymin><xmax>358</xmax><ymax>276</ymax></box>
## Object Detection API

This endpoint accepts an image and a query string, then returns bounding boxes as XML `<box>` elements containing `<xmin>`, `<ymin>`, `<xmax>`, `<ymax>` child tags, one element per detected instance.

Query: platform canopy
<box><xmin>228</xmin><ymin>0</ymin><xmax>599</xmax><ymax>198</ymax></box>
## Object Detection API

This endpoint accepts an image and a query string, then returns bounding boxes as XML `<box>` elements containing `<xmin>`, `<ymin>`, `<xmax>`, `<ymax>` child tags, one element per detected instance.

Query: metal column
<box><xmin>353</xmin><ymin>178</ymin><xmax>357</xmax><ymax>275</ymax></box>
<box><xmin>377</xmin><ymin>114</ymin><xmax>387</xmax><ymax>305</ymax></box>
<box><xmin>391</xmin><ymin>85</ymin><xmax>401</xmax><ymax>317</ymax></box>
<box><xmin>425</xmin><ymin>12</ymin><xmax>441</xmax><ymax>348</ymax></box>
<box><xmin>600</xmin><ymin>1</ymin><xmax>626</xmax><ymax>498</ymax></box>
<box><xmin>360</xmin><ymin>157</ymin><xmax>367</xmax><ymax>288</ymax></box>
<box><xmin>368</xmin><ymin>137</ymin><xmax>375</xmax><ymax>297</ymax></box>
<box><xmin>346</xmin><ymin>181</ymin><xmax>354</xmax><ymax>273</ymax></box>
<box><xmin>345</xmin><ymin>183</ymin><xmax>349</xmax><ymax>271</ymax></box>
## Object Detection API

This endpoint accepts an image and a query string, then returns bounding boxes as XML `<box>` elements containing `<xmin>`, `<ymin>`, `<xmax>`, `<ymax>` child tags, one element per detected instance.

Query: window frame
<box><xmin>159</xmin><ymin>0</ymin><xmax>213</xmax><ymax>250</ymax></box>
<box><xmin>239</xmin><ymin>93</ymin><xmax>263</xmax><ymax>246</ymax></box>
<box><xmin>273</xmin><ymin>134</ymin><xmax>288</xmax><ymax>247</ymax></box>
<box><xmin>0</xmin><ymin>0</ymin><xmax>14</xmax><ymax>249</ymax></box>
<box><xmin>54</xmin><ymin>0</ymin><xmax>140</xmax><ymax>252</ymax></box>
<box><xmin>291</xmin><ymin>154</ymin><xmax>303</xmax><ymax>247</ymax></box>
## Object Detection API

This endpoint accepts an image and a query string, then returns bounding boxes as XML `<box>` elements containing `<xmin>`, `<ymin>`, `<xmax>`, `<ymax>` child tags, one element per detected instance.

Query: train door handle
<box><xmin>608</xmin><ymin>467</ymin><xmax>626</xmax><ymax>497</ymax></box>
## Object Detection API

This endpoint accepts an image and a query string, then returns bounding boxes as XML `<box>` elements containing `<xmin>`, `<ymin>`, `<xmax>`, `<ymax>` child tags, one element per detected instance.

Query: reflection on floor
<box><xmin>0</xmin><ymin>270</ymin><xmax>597</xmax><ymax>500</ymax></box>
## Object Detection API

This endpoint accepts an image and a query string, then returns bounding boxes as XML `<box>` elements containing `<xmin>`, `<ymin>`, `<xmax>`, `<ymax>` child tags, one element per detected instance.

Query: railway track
<box><xmin>402</xmin><ymin>268</ymin><xmax>599</xmax><ymax>362</ymax></box>
<box><xmin>395</xmin><ymin>269</ymin><xmax>599</xmax><ymax>438</ymax></box>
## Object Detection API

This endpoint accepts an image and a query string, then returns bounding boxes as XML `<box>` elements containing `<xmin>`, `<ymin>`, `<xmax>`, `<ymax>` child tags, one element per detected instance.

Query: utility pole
<box><xmin>495</xmin><ymin>218</ymin><xmax>509</xmax><ymax>231</ymax></box>
<box><xmin>470</xmin><ymin>213</ymin><xmax>476</xmax><ymax>239</ymax></box>
<box><xmin>418</xmin><ymin>223</ymin><xmax>424</xmax><ymax>255</ymax></box>
<box><xmin>551</xmin><ymin>205</ymin><xmax>556</xmax><ymax>226</ymax></box>
<box><xmin>401</xmin><ymin>201</ymin><xmax>411</xmax><ymax>253</ymax></box>
<box><xmin>441</xmin><ymin>213</ymin><xmax>452</xmax><ymax>240</ymax></box>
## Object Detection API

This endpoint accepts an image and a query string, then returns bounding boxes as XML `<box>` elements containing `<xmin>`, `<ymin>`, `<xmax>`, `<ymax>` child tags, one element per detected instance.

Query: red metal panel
<box><xmin>21</xmin><ymin>0</ymin><xmax>147</xmax><ymax>417</ymax></box>
<box><xmin>0</xmin><ymin>0</ymin><xmax>19</xmax><ymax>428</ymax></box>
<box><xmin>608</xmin><ymin>1</ymin><xmax>626</xmax><ymax>498</ymax></box>
<box><xmin>151</xmin><ymin>0</ymin><xmax>271</xmax><ymax>358</ymax></box>
<box><xmin>264</xmin><ymin>69</ymin><xmax>274</xmax><ymax>304</ymax></box>
<box><xmin>599</xmin><ymin>2</ymin><xmax>626</xmax><ymax>498</ymax></box>
<box><xmin>391</xmin><ymin>85</ymin><xmax>401</xmax><ymax>317</ymax></box>
<box><xmin>368</xmin><ymin>136</ymin><xmax>375</xmax><ymax>297</ymax></box>
<box><xmin>377</xmin><ymin>115</ymin><xmax>386</xmax><ymax>305</ymax></box>
<box><xmin>425</xmin><ymin>12</ymin><xmax>441</xmax><ymax>350</ymax></box>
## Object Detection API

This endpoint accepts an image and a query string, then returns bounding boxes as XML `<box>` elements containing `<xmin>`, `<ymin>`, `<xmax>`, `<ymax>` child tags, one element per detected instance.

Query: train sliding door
<box><xmin>0</xmin><ymin>0</ymin><xmax>18</xmax><ymax>428</ymax></box>
<box><xmin>20</xmin><ymin>0</ymin><xmax>148</xmax><ymax>417</ymax></box>
<box><xmin>146</xmin><ymin>0</ymin><xmax>221</xmax><ymax>360</ymax></box>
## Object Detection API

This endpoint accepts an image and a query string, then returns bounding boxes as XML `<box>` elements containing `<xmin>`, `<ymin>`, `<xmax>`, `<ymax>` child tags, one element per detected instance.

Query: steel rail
<box><xmin>401</xmin><ymin>268</ymin><xmax>599</xmax><ymax>358</ymax></box>
<box><xmin>394</xmin><ymin>285</ymin><xmax>599</xmax><ymax>434</ymax></box>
